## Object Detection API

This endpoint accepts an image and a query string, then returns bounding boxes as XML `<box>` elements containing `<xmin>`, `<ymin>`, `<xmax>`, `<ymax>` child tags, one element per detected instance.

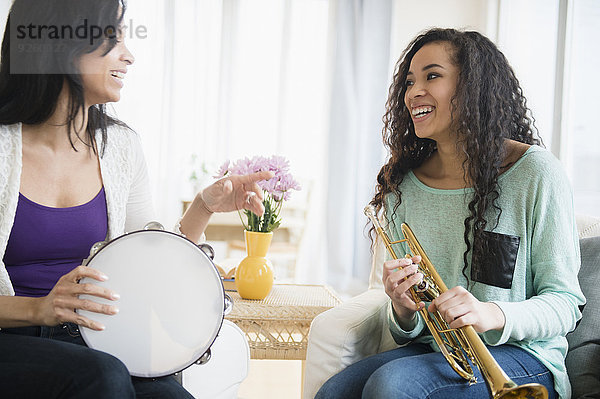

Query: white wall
<box><xmin>390</xmin><ymin>0</ymin><xmax>493</xmax><ymax>66</ymax></box>
<box><xmin>0</xmin><ymin>1</ymin><xmax>9</xmax><ymax>29</ymax></box>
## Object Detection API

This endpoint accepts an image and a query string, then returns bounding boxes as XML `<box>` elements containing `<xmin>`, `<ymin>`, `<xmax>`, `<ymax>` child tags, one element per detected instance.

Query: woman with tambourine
<box><xmin>0</xmin><ymin>1</ymin><xmax>272</xmax><ymax>398</ymax></box>
<box><xmin>316</xmin><ymin>29</ymin><xmax>584</xmax><ymax>399</ymax></box>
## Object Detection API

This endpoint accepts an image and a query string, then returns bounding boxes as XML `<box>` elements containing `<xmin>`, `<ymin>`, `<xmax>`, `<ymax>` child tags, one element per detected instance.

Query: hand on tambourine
<box><xmin>36</xmin><ymin>266</ymin><xmax>120</xmax><ymax>331</ymax></box>
<box><xmin>200</xmin><ymin>171</ymin><xmax>275</xmax><ymax>216</ymax></box>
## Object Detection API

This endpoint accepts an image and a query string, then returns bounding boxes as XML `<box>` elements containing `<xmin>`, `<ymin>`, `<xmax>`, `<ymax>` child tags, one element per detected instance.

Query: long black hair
<box><xmin>0</xmin><ymin>0</ymin><xmax>129</xmax><ymax>155</ymax></box>
<box><xmin>371</xmin><ymin>28</ymin><xmax>541</xmax><ymax>281</ymax></box>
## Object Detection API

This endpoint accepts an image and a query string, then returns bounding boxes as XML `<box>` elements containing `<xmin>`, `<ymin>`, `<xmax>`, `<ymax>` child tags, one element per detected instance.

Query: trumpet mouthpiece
<box><xmin>364</xmin><ymin>205</ymin><xmax>376</xmax><ymax>218</ymax></box>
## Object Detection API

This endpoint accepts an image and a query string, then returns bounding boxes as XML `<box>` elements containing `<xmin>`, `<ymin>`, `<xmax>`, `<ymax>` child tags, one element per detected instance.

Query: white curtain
<box><xmin>116</xmin><ymin>0</ymin><xmax>226</xmax><ymax>224</ymax></box>
<box><xmin>116</xmin><ymin>0</ymin><xmax>394</xmax><ymax>294</ymax></box>
<box><xmin>325</xmin><ymin>0</ymin><xmax>392</xmax><ymax>295</ymax></box>
<box><xmin>116</xmin><ymin>0</ymin><xmax>338</xmax><ymax>286</ymax></box>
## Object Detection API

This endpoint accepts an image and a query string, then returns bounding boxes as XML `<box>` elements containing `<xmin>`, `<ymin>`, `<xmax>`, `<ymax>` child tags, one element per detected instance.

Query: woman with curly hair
<box><xmin>316</xmin><ymin>28</ymin><xmax>583</xmax><ymax>399</ymax></box>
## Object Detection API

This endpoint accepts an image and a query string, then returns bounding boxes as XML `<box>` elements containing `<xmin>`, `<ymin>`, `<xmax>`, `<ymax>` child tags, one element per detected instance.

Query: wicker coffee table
<box><xmin>225</xmin><ymin>284</ymin><xmax>341</xmax><ymax>360</ymax></box>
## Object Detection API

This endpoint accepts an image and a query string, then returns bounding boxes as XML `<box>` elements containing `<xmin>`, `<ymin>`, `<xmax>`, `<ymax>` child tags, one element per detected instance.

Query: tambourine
<box><xmin>77</xmin><ymin>222</ymin><xmax>231</xmax><ymax>378</ymax></box>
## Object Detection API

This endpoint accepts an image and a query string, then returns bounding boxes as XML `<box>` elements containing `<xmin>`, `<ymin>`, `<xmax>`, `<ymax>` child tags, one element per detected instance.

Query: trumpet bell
<box><xmin>496</xmin><ymin>384</ymin><xmax>548</xmax><ymax>399</ymax></box>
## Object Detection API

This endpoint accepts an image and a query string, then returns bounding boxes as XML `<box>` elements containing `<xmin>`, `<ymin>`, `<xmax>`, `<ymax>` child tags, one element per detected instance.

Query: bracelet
<box><xmin>198</xmin><ymin>190</ymin><xmax>214</xmax><ymax>215</ymax></box>
<box><xmin>174</xmin><ymin>218</ymin><xmax>186</xmax><ymax>238</ymax></box>
<box><xmin>176</xmin><ymin>192</ymin><xmax>212</xmax><ymax>237</ymax></box>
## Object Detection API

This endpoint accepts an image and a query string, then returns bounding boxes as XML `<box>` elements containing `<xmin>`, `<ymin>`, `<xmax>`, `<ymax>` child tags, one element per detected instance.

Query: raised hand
<box><xmin>201</xmin><ymin>171</ymin><xmax>275</xmax><ymax>216</ymax></box>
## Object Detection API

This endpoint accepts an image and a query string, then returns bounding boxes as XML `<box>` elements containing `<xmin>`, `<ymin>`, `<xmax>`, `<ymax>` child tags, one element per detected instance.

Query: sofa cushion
<box><xmin>566</xmin><ymin>236</ymin><xmax>600</xmax><ymax>398</ymax></box>
<box><xmin>576</xmin><ymin>215</ymin><xmax>600</xmax><ymax>239</ymax></box>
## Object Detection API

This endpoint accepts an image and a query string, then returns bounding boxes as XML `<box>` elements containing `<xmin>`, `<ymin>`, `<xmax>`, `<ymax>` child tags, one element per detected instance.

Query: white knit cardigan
<box><xmin>0</xmin><ymin>123</ymin><xmax>155</xmax><ymax>296</ymax></box>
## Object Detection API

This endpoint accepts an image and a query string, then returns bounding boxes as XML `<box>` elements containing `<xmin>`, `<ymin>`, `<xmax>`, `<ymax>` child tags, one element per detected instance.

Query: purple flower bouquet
<box><xmin>215</xmin><ymin>155</ymin><xmax>301</xmax><ymax>232</ymax></box>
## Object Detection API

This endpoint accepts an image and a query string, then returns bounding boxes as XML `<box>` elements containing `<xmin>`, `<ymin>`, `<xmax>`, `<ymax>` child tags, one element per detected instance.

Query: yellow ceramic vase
<box><xmin>235</xmin><ymin>231</ymin><xmax>274</xmax><ymax>300</ymax></box>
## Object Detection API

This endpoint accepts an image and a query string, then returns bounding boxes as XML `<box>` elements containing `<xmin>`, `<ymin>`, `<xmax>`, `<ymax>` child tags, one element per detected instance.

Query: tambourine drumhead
<box><xmin>78</xmin><ymin>230</ymin><xmax>225</xmax><ymax>378</ymax></box>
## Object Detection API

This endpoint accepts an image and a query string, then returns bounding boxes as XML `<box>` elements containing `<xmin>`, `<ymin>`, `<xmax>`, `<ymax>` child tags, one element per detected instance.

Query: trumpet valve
<box><xmin>415</xmin><ymin>280</ymin><xmax>429</xmax><ymax>292</ymax></box>
<box><xmin>415</xmin><ymin>278</ymin><xmax>439</xmax><ymax>302</ymax></box>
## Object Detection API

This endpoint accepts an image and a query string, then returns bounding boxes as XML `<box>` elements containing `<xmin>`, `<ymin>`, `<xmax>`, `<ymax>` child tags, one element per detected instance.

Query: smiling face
<box><xmin>404</xmin><ymin>42</ymin><xmax>459</xmax><ymax>142</ymax></box>
<box><xmin>77</xmin><ymin>30</ymin><xmax>134</xmax><ymax>106</ymax></box>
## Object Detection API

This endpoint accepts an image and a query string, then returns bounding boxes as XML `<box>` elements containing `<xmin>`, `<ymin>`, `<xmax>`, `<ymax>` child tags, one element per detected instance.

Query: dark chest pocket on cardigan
<box><xmin>471</xmin><ymin>231</ymin><xmax>520</xmax><ymax>289</ymax></box>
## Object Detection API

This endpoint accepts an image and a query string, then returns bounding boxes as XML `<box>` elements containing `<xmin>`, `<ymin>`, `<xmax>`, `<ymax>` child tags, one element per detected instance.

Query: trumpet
<box><xmin>364</xmin><ymin>205</ymin><xmax>548</xmax><ymax>399</ymax></box>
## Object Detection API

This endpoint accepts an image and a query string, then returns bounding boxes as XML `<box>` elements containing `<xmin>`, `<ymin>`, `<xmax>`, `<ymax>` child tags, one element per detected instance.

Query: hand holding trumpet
<box><xmin>428</xmin><ymin>286</ymin><xmax>505</xmax><ymax>333</ymax></box>
<box><xmin>383</xmin><ymin>256</ymin><xmax>505</xmax><ymax>333</ymax></box>
<box><xmin>382</xmin><ymin>255</ymin><xmax>425</xmax><ymax>328</ymax></box>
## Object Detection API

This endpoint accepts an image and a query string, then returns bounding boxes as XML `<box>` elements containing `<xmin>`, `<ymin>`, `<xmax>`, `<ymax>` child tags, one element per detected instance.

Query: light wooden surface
<box><xmin>238</xmin><ymin>360</ymin><xmax>302</xmax><ymax>399</ymax></box>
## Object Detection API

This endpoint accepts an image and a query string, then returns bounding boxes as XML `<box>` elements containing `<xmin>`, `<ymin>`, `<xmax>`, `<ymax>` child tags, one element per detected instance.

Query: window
<box><xmin>565</xmin><ymin>0</ymin><xmax>600</xmax><ymax>216</ymax></box>
<box><xmin>497</xmin><ymin>0</ymin><xmax>600</xmax><ymax>217</ymax></box>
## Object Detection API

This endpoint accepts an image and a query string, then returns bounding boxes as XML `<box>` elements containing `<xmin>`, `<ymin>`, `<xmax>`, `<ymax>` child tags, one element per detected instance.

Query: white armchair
<box><xmin>303</xmin><ymin>215</ymin><xmax>600</xmax><ymax>399</ymax></box>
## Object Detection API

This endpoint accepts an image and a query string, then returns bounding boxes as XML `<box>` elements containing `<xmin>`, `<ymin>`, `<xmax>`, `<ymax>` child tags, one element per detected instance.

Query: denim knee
<box><xmin>363</xmin><ymin>362</ymin><xmax>460</xmax><ymax>399</ymax></box>
<box><xmin>315</xmin><ymin>378</ymin><xmax>342</xmax><ymax>399</ymax></box>
<box><xmin>362</xmin><ymin>365</ymin><xmax>412</xmax><ymax>399</ymax></box>
<box><xmin>79</xmin><ymin>350</ymin><xmax>135</xmax><ymax>398</ymax></box>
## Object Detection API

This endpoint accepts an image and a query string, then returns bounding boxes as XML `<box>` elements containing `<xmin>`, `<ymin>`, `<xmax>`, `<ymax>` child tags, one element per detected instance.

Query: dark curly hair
<box><xmin>370</xmin><ymin>28</ymin><xmax>542</xmax><ymax>282</ymax></box>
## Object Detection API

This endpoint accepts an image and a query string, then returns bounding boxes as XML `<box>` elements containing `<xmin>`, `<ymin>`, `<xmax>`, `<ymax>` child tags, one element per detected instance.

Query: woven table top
<box><xmin>226</xmin><ymin>284</ymin><xmax>341</xmax><ymax>321</ymax></box>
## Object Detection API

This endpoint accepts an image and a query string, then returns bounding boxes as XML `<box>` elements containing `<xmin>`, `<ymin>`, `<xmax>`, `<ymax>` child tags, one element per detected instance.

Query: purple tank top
<box><xmin>3</xmin><ymin>188</ymin><xmax>108</xmax><ymax>297</ymax></box>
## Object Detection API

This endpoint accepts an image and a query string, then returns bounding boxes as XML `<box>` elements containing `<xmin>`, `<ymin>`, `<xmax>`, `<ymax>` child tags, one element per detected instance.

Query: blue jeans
<box><xmin>0</xmin><ymin>323</ymin><xmax>194</xmax><ymax>399</ymax></box>
<box><xmin>315</xmin><ymin>343</ymin><xmax>557</xmax><ymax>399</ymax></box>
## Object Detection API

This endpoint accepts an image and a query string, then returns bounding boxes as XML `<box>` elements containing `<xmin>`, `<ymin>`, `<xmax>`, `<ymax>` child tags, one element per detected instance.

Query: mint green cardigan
<box><xmin>385</xmin><ymin>146</ymin><xmax>585</xmax><ymax>399</ymax></box>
